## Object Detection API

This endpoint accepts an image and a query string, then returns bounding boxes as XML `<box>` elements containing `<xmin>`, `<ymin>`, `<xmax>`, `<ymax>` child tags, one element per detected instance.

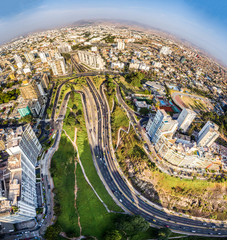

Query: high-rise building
<box><xmin>28</xmin><ymin>100</ymin><xmax>42</xmax><ymax>117</ymax></box>
<box><xmin>24</xmin><ymin>52</ymin><xmax>35</xmax><ymax>62</ymax></box>
<box><xmin>0</xmin><ymin>125</ymin><xmax>41</xmax><ymax>223</ymax></box>
<box><xmin>50</xmin><ymin>57</ymin><xmax>66</xmax><ymax>76</ymax></box>
<box><xmin>177</xmin><ymin>108</ymin><xmax>196</xmax><ymax>132</ymax></box>
<box><xmin>197</xmin><ymin>121</ymin><xmax>220</xmax><ymax>147</ymax></box>
<box><xmin>39</xmin><ymin>52</ymin><xmax>48</xmax><ymax>63</ymax></box>
<box><xmin>77</xmin><ymin>51</ymin><xmax>105</xmax><ymax>70</ymax></box>
<box><xmin>159</xmin><ymin>46</ymin><xmax>172</xmax><ymax>55</ymax></box>
<box><xmin>19</xmin><ymin>80</ymin><xmax>44</xmax><ymax>100</ymax></box>
<box><xmin>117</xmin><ymin>41</ymin><xmax>125</xmax><ymax>50</ymax></box>
<box><xmin>41</xmin><ymin>73</ymin><xmax>50</xmax><ymax>90</ymax></box>
<box><xmin>146</xmin><ymin>109</ymin><xmax>178</xmax><ymax>143</ymax></box>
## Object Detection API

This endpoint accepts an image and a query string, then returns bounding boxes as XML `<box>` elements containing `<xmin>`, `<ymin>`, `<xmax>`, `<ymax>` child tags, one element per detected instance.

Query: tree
<box><xmin>19</xmin><ymin>114</ymin><xmax>33</xmax><ymax>123</ymax></box>
<box><xmin>66</xmin><ymin>112</ymin><xmax>76</xmax><ymax>126</ymax></box>
<box><xmin>61</xmin><ymin>53</ymin><xmax>71</xmax><ymax>61</ymax></box>
<box><xmin>125</xmin><ymin>72</ymin><xmax>145</xmax><ymax>87</ymax></box>
<box><xmin>157</xmin><ymin>227</ymin><xmax>172</xmax><ymax>240</ymax></box>
<box><xmin>139</xmin><ymin>108</ymin><xmax>149</xmax><ymax>116</ymax></box>
<box><xmin>72</xmin><ymin>104</ymin><xmax>77</xmax><ymax>110</ymax></box>
<box><xmin>70</xmin><ymin>90</ymin><xmax>75</xmax><ymax>101</ymax></box>
<box><xmin>44</xmin><ymin>224</ymin><xmax>61</xmax><ymax>240</ymax></box>
<box><xmin>116</xmin><ymin>215</ymin><xmax>149</xmax><ymax>236</ymax></box>
<box><xmin>105</xmin><ymin>230</ymin><xmax>122</xmax><ymax>240</ymax></box>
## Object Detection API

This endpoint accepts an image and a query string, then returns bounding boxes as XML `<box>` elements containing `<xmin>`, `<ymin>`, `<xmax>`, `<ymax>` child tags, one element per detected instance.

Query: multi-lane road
<box><xmin>71</xmin><ymin>58</ymin><xmax>227</xmax><ymax>237</ymax></box>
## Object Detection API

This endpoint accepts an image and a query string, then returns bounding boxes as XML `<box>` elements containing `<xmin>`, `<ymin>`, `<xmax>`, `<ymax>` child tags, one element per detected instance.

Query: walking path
<box><xmin>115</xmin><ymin>123</ymin><xmax>131</xmax><ymax>151</ymax></box>
<box><xmin>63</xmin><ymin>128</ymin><xmax>111</xmax><ymax>213</ymax></box>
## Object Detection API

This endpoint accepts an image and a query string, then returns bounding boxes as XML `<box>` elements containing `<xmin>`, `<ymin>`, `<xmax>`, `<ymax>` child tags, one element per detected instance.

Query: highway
<box><xmin>71</xmin><ymin>58</ymin><xmax>227</xmax><ymax>237</ymax></box>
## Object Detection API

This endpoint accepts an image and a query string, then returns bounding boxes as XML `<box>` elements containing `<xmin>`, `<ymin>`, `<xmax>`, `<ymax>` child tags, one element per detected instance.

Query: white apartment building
<box><xmin>50</xmin><ymin>57</ymin><xmax>66</xmax><ymax>76</ymax></box>
<box><xmin>91</xmin><ymin>46</ymin><xmax>98</xmax><ymax>52</ymax></box>
<box><xmin>111</xmin><ymin>62</ymin><xmax>124</xmax><ymax>69</ymax></box>
<box><xmin>24</xmin><ymin>52</ymin><xmax>35</xmax><ymax>62</ymax></box>
<box><xmin>23</xmin><ymin>64</ymin><xmax>31</xmax><ymax>74</ymax></box>
<box><xmin>0</xmin><ymin>125</ymin><xmax>41</xmax><ymax>223</ymax></box>
<box><xmin>139</xmin><ymin>63</ymin><xmax>150</xmax><ymax>71</ymax></box>
<box><xmin>177</xmin><ymin>108</ymin><xmax>196</xmax><ymax>132</ymax></box>
<box><xmin>154</xmin><ymin>135</ymin><xmax>220</xmax><ymax>169</ymax></box>
<box><xmin>152</xmin><ymin>61</ymin><xmax>162</xmax><ymax>68</ymax></box>
<box><xmin>117</xmin><ymin>41</ymin><xmax>125</xmax><ymax>50</ymax></box>
<box><xmin>146</xmin><ymin>110</ymin><xmax>178</xmax><ymax>143</ymax></box>
<box><xmin>160</xmin><ymin>46</ymin><xmax>172</xmax><ymax>55</ymax></box>
<box><xmin>197</xmin><ymin>121</ymin><xmax>220</xmax><ymax>147</ymax></box>
<box><xmin>39</xmin><ymin>52</ymin><xmax>48</xmax><ymax>63</ymax></box>
<box><xmin>58</xmin><ymin>44</ymin><xmax>72</xmax><ymax>53</ymax></box>
<box><xmin>14</xmin><ymin>55</ymin><xmax>23</xmax><ymax>68</ymax></box>
<box><xmin>77</xmin><ymin>51</ymin><xmax>105</xmax><ymax>70</ymax></box>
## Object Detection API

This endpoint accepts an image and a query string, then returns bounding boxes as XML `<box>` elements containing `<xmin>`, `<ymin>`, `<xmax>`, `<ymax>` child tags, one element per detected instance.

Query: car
<box><xmin>191</xmin><ymin>230</ymin><xmax>196</xmax><ymax>233</ymax></box>
<box><xmin>119</xmin><ymin>199</ymin><xmax>122</xmax><ymax>202</ymax></box>
<box><xmin>152</xmin><ymin>219</ymin><xmax>156</xmax><ymax>222</ymax></box>
<box><xmin>165</xmin><ymin>225</ymin><xmax>169</xmax><ymax>228</ymax></box>
<box><xmin>218</xmin><ymin>233</ymin><xmax>221</xmax><ymax>235</ymax></box>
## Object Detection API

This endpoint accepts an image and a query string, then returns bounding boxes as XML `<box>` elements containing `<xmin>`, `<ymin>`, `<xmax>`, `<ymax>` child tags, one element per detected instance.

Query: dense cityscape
<box><xmin>0</xmin><ymin>22</ymin><xmax>226</xmax><ymax>239</ymax></box>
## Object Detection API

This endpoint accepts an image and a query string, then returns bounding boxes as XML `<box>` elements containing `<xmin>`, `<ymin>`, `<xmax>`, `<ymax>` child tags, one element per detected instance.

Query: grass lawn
<box><xmin>111</xmin><ymin>99</ymin><xmax>129</xmax><ymax>148</ymax></box>
<box><xmin>76</xmin><ymin>164</ymin><xmax>120</xmax><ymax>238</ymax></box>
<box><xmin>181</xmin><ymin>95</ymin><xmax>209</xmax><ymax>111</ymax></box>
<box><xmin>50</xmin><ymin>132</ymin><xmax>80</xmax><ymax>237</ymax></box>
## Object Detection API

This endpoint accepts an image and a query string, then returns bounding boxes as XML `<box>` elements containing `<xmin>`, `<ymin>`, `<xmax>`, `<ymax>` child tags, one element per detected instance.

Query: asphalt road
<box><xmin>71</xmin><ymin>59</ymin><xmax>227</xmax><ymax>237</ymax></box>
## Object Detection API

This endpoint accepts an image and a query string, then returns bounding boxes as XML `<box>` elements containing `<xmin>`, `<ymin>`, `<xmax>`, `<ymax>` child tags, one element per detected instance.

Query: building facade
<box><xmin>197</xmin><ymin>121</ymin><xmax>220</xmax><ymax>147</ymax></box>
<box><xmin>19</xmin><ymin>80</ymin><xmax>44</xmax><ymax>100</ymax></box>
<box><xmin>177</xmin><ymin>108</ymin><xmax>196</xmax><ymax>132</ymax></box>
<box><xmin>50</xmin><ymin>57</ymin><xmax>66</xmax><ymax>76</ymax></box>
<box><xmin>77</xmin><ymin>51</ymin><xmax>105</xmax><ymax>70</ymax></box>
<box><xmin>41</xmin><ymin>73</ymin><xmax>50</xmax><ymax>90</ymax></box>
<box><xmin>117</xmin><ymin>41</ymin><xmax>125</xmax><ymax>50</ymax></box>
<box><xmin>0</xmin><ymin>125</ymin><xmax>41</xmax><ymax>223</ymax></box>
<box><xmin>24</xmin><ymin>52</ymin><xmax>35</xmax><ymax>62</ymax></box>
<box><xmin>146</xmin><ymin>109</ymin><xmax>178</xmax><ymax>143</ymax></box>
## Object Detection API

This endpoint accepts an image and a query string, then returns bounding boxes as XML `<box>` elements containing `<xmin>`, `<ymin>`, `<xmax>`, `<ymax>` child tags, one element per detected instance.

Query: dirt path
<box><xmin>115</xmin><ymin>122</ymin><xmax>131</xmax><ymax>151</ymax></box>
<box><xmin>63</xmin><ymin>128</ymin><xmax>111</xmax><ymax>213</ymax></box>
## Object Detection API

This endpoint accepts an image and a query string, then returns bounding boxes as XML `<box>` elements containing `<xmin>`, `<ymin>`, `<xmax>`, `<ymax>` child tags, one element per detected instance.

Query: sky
<box><xmin>0</xmin><ymin>0</ymin><xmax>227</xmax><ymax>65</ymax></box>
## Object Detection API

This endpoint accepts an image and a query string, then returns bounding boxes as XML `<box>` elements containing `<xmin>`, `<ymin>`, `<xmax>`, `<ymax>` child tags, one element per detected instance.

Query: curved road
<box><xmin>71</xmin><ymin>58</ymin><xmax>227</xmax><ymax>237</ymax></box>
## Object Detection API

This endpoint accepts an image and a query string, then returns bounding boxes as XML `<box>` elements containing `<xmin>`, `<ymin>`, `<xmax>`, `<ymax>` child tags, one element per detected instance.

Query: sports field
<box><xmin>172</xmin><ymin>93</ymin><xmax>213</xmax><ymax>112</ymax></box>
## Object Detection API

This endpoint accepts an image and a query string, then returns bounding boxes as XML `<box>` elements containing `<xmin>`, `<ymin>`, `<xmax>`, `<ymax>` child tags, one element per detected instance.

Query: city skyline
<box><xmin>0</xmin><ymin>0</ymin><xmax>227</xmax><ymax>65</ymax></box>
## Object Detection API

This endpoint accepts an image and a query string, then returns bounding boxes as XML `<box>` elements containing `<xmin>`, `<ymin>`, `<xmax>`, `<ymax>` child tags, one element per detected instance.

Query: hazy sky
<box><xmin>0</xmin><ymin>0</ymin><xmax>227</xmax><ymax>65</ymax></box>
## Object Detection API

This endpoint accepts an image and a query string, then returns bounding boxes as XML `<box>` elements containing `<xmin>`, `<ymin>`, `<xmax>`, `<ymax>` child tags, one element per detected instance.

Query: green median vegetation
<box><xmin>111</xmin><ymin>98</ymin><xmax>129</xmax><ymax>148</ymax></box>
<box><xmin>105</xmin><ymin>76</ymin><xmax>116</xmax><ymax>111</ymax></box>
